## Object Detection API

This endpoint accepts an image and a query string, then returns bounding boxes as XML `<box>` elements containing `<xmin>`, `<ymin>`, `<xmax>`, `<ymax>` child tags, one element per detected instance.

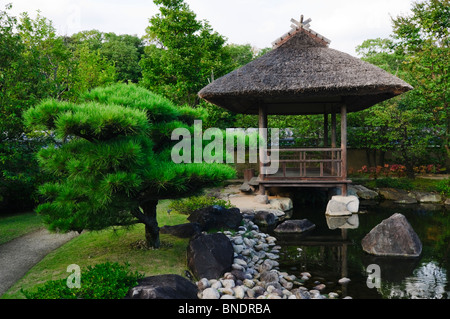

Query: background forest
<box><xmin>0</xmin><ymin>0</ymin><xmax>448</xmax><ymax>213</ymax></box>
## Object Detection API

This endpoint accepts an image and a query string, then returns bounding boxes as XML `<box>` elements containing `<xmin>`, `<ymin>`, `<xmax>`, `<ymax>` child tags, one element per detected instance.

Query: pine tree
<box><xmin>24</xmin><ymin>83</ymin><xmax>236</xmax><ymax>248</ymax></box>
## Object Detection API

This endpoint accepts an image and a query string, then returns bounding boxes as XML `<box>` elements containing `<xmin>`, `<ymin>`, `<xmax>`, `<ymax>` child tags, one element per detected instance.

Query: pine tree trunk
<box><xmin>138</xmin><ymin>200</ymin><xmax>160</xmax><ymax>249</ymax></box>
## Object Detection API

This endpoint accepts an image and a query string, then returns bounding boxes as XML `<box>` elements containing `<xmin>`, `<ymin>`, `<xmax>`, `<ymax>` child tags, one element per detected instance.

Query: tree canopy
<box><xmin>24</xmin><ymin>83</ymin><xmax>236</xmax><ymax>248</ymax></box>
<box><xmin>140</xmin><ymin>0</ymin><xmax>260</xmax><ymax>107</ymax></box>
<box><xmin>349</xmin><ymin>0</ymin><xmax>449</xmax><ymax>173</ymax></box>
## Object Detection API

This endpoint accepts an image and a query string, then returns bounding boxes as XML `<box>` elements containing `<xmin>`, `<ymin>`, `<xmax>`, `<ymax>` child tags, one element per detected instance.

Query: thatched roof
<box><xmin>198</xmin><ymin>18</ymin><xmax>413</xmax><ymax>115</ymax></box>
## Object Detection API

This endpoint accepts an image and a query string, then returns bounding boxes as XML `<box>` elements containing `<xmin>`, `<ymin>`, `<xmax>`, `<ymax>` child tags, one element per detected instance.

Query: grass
<box><xmin>0</xmin><ymin>212</ymin><xmax>44</xmax><ymax>245</ymax></box>
<box><xmin>1</xmin><ymin>200</ymin><xmax>191</xmax><ymax>299</ymax></box>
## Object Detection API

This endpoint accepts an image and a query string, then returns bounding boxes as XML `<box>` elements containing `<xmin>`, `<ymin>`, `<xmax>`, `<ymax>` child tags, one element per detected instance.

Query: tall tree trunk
<box><xmin>142</xmin><ymin>200</ymin><xmax>160</xmax><ymax>248</ymax></box>
<box><xmin>131</xmin><ymin>200</ymin><xmax>160</xmax><ymax>249</ymax></box>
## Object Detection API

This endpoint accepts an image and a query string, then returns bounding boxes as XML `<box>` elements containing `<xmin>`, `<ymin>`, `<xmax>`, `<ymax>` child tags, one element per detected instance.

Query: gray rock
<box><xmin>233</xmin><ymin>286</ymin><xmax>245</xmax><ymax>299</ymax></box>
<box><xmin>127</xmin><ymin>274</ymin><xmax>198</xmax><ymax>299</ymax></box>
<box><xmin>314</xmin><ymin>283</ymin><xmax>326</xmax><ymax>291</ymax></box>
<box><xmin>325</xmin><ymin>200</ymin><xmax>350</xmax><ymax>216</ymax></box>
<box><xmin>188</xmin><ymin>205</ymin><xmax>243</xmax><ymax>231</ymax></box>
<box><xmin>197</xmin><ymin>278</ymin><xmax>210</xmax><ymax>290</ymax></box>
<box><xmin>326</xmin><ymin>195</ymin><xmax>359</xmax><ymax>216</ymax></box>
<box><xmin>239</xmin><ymin>182</ymin><xmax>253</xmax><ymax>193</ymax></box>
<box><xmin>294</xmin><ymin>289</ymin><xmax>311</xmax><ymax>299</ymax></box>
<box><xmin>187</xmin><ymin>233</ymin><xmax>234</xmax><ymax>280</ymax></box>
<box><xmin>274</xmin><ymin>219</ymin><xmax>316</xmax><ymax>234</ymax></box>
<box><xmin>338</xmin><ymin>277</ymin><xmax>351</xmax><ymax>285</ymax></box>
<box><xmin>350</xmin><ymin>185</ymin><xmax>379</xmax><ymax>200</ymax></box>
<box><xmin>253</xmin><ymin>211</ymin><xmax>277</xmax><ymax>227</ymax></box>
<box><xmin>202</xmin><ymin>287</ymin><xmax>220</xmax><ymax>299</ymax></box>
<box><xmin>260</xmin><ymin>270</ymin><xmax>279</xmax><ymax>283</ymax></box>
<box><xmin>412</xmin><ymin>191</ymin><xmax>442</xmax><ymax>203</ymax></box>
<box><xmin>361</xmin><ymin>213</ymin><xmax>422</xmax><ymax>257</ymax></box>
<box><xmin>378</xmin><ymin>188</ymin><xmax>417</xmax><ymax>204</ymax></box>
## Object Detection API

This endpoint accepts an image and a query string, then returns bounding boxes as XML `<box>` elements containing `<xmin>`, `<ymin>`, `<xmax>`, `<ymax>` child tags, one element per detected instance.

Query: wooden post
<box><xmin>323</xmin><ymin>113</ymin><xmax>329</xmax><ymax>173</ymax></box>
<box><xmin>340</xmin><ymin>104</ymin><xmax>347</xmax><ymax>196</ymax></box>
<box><xmin>331</xmin><ymin>112</ymin><xmax>337</xmax><ymax>176</ymax></box>
<box><xmin>258</xmin><ymin>105</ymin><xmax>268</xmax><ymax>195</ymax></box>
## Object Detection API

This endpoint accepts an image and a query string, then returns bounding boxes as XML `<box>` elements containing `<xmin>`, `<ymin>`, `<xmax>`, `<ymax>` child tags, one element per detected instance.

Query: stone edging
<box><xmin>196</xmin><ymin>218</ymin><xmax>351</xmax><ymax>300</ymax></box>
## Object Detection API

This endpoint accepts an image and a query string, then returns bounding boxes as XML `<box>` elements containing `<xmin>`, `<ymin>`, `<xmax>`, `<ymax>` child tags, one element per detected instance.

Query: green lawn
<box><xmin>0</xmin><ymin>212</ymin><xmax>44</xmax><ymax>245</ymax></box>
<box><xmin>1</xmin><ymin>200</ymin><xmax>191</xmax><ymax>299</ymax></box>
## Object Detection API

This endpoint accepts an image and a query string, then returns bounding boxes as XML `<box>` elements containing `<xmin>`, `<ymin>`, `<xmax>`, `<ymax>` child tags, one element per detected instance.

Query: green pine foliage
<box><xmin>24</xmin><ymin>83</ymin><xmax>236</xmax><ymax>246</ymax></box>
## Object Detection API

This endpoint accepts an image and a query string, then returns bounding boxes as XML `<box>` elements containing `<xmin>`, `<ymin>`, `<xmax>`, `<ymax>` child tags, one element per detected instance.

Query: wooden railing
<box><xmin>261</xmin><ymin>148</ymin><xmax>343</xmax><ymax>180</ymax></box>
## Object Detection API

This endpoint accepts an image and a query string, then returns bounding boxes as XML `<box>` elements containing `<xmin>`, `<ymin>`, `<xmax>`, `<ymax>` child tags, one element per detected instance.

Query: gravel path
<box><xmin>0</xmin><ymin>228</ymin><xmax>78</xmax><ymax>296</ymax></box>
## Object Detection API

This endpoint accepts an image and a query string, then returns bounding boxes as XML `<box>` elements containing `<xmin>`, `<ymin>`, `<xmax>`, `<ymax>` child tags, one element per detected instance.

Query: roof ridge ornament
<box><xmin>272</xmin><ymin>14</ymin><xmax>331</xmax><ymax>48</ymax></box>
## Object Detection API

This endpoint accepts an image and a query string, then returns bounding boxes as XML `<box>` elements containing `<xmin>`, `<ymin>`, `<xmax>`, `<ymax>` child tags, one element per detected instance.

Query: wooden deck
<box><xmin>257</xmin><ymin>148</ymin><xmax>351</xmax><ymax>194</ymax></box>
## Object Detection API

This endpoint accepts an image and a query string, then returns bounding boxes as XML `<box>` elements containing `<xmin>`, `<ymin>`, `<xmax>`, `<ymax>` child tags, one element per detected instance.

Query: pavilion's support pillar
<box><xmin>331</xmin><ymin>112</ymin><xmax>337</xmax><ymax>176</ymax></box>
<box><xmin>324</xmin><ymin>113</ymin><xmax>329</xmax><ymax>147</ymax></box>
<box><xmin>340</xmin><ymin>104</ymin><xmax>347</xmax><ymax>196</ymax></box>
<box><xmin>258</xmin><ymin>105</ymin><xmax>268</xmax><ymax>195</ymax></box>
<box><xmin>331</xmin><ymin>112</ymin><xmax>337</xmax><ymax>148</ymax></box>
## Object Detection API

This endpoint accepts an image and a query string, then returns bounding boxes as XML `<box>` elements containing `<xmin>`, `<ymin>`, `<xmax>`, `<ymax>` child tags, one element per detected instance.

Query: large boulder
<box><xmin>377</xmin><ymin>188</ymin><xmax>417</xmax><ymax>204</ymax></box>
<box><xmin>326</xmin><ymin>195</ymin><xmax>359</xmax><ymax>216</ymax></box>
<box><xmin>274</xmin><ymin>219</ymin><xmax>316</xmax><ymax>234</ymax></box>
<box><xmin>127</xmin><ymin>274</ymin><xmax>198</xmax><ymax>299</ymax></box>
<box><xmin>349</xmin><ymin>185</ymin><xmax>379</xmax><ymax>200</ymax></box>
<box><xmin>187</xmin><ymin>205</ymin><xmax>242</xmax><ymax>231</ymax></box>
<box><xmin>361</xmin><ymin>213</ymin><xmax>422</xmax><ymax>257</ymax></box>
<box><xmin>411</xmin><ymin>191</ymin><xmax>442</xmax><ymax>203</ymax></box>
<box><xmin>187</xmin><ymin>233</ymin><xmax>234</xmax><ymax>280</ymax></box>
<box><xmin>253</xmin><ymin>210</ymin><xmax>277</xmax><ymax>227</ymax></box>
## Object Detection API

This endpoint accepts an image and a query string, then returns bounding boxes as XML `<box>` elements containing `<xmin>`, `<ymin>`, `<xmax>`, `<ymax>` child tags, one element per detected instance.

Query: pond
<box><xmin>269</xmin><ymin>189</ymin><xmax>450</xmax><ymax>299</ymax></box>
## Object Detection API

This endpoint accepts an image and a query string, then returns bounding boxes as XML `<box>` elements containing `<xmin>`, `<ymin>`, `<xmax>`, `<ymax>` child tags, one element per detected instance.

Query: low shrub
<box><xmin>373</xmin><ymin>177</ymin><xmax>414</xmax><ymax>191</ymax></box>
<box><xmin>21</xmin><ymin>262</ymin><xmax>144</xmax><ymax>299</ymax></box>
<box><xmin>168</xmin><ymin>195</ymin><xmax>233</xmax><ymax>215</ymax></box>
<box><xmin>435</xmin><ymin>178</ymin><xmax>450</xmax><ymax>197</ymax></box>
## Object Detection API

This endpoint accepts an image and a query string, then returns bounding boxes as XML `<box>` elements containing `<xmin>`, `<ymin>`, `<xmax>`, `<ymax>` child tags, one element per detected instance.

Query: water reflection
<box><xmin>326</xmin><ymin>214</ymin><xmax>359</xmax><ymax>230</ymax></box>
<box><xmin>274</xmin><ymin>198</ymin><xmax>450</xmax><ymax>299</ymax></box>
<box><xmin>383</xmin><ymin>261</ymin><xmax>448</xmax><ymax>299</ymax></box>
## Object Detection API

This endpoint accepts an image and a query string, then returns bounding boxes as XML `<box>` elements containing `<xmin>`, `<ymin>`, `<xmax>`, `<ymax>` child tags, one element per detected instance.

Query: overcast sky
<box><xmin>6</xmin><ymin>0</ymin><xmax>415</xmax><ymax>56</ymax></box>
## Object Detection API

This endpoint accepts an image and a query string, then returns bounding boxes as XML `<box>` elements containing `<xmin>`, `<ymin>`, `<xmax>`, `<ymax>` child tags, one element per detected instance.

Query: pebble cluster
<box><xmin>196</xmin><ymin>218</ymin><xmax>352</xmax><ymax>299</ymax></box>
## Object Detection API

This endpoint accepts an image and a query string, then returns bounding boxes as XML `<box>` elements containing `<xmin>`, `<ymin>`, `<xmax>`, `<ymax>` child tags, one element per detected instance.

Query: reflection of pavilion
<box><xmin>276</xmin><ymin>214</ymin><xmax>359</xmax><ymax>297</ymax></box>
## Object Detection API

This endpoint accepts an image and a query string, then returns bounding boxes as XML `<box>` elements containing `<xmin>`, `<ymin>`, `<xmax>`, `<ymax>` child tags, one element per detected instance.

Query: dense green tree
<box><xmin>391</xmin><ymin>0</ymin><xmax>449</xmax><ymax>168</ymax></box>
<box><xmin>69</xmin><ymin>30</ymin><xmax>143</xmax><ymax>83</ymax></box>
<box><xmin>0</xmin><ymin>5</ymin><xmax>118</xmax><ymax>211</ymax></box>
<box><xmin>140</xmin><ymin>0</ymin><xmax>231</xmax><ymax>106</ymax></box>
<box><xmin>351</xmin><ymin>0</ymin><xmax>449</xmax><ymax>173</ymax></box>
<box><xmin>23</xmin><ymin>84</ymin><xmax>235</xmax><ymax>248</ymax></box>
<box><xmin>64</xmin><ymin>42</ymin><xmax>117</xmax><ymax>101</ymax></box>
<box><xmin>0</xmin><ymin>5</ymin><xmax>61</xmax><ymax>211</ymax></box>
<box><xmin>100</xmin><ymin>33</ymin><xmax>143</xmax><ymax>83</ymax></box>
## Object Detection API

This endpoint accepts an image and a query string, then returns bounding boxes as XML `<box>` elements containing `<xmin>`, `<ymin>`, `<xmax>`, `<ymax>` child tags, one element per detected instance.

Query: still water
<box><xmin>270</xmin><ymin>191</ymin><xmax>450</xmax><ymax>299</ymax></box>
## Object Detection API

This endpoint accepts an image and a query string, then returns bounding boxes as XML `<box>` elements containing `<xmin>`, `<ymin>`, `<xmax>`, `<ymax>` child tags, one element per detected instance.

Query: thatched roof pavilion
<box><xmin>199</xmin><ymin>17</ymin><xmax>412</xmax><ymax>115</ymax></box>
<box><xmin>199</xmin><ymin>16</ymin><xmax>413</xmax><ymax>196</ymax></box>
